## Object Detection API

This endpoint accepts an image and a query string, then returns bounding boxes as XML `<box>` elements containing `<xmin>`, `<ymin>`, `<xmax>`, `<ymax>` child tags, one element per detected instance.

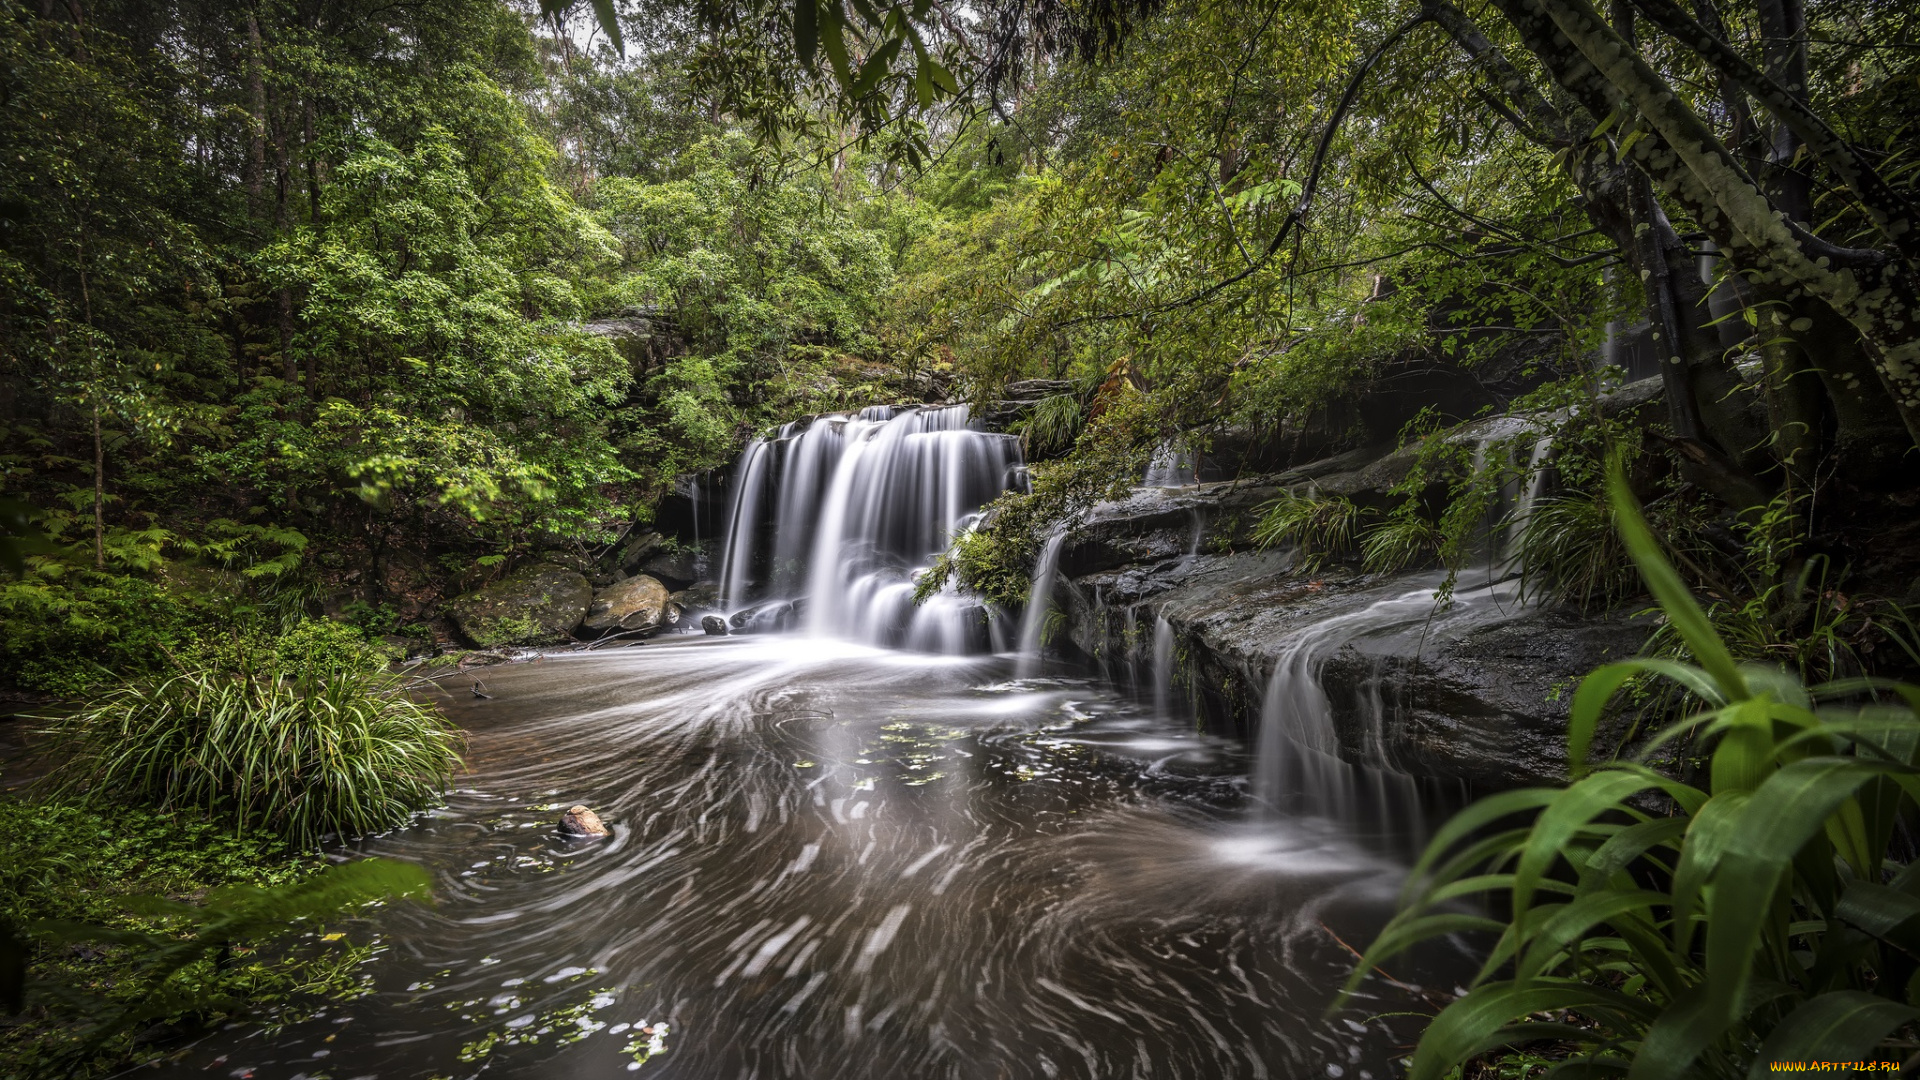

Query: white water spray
<box><xmin>715</xmin><ymin>405</ymin><xmax>1025</xmax><ymax>652</ymax></box>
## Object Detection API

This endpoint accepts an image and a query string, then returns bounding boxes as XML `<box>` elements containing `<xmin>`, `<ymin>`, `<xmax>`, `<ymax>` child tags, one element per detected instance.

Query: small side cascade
<box><xmin>1151</xmin><ymin>614</ymin><xmax>1177</xmax><ymax>717</ymax></box>
<box><xmin>1253</xmin><ymin>574</ymin><xmax>1526</xmax><ymax>840</ymax></box>
<box><xmin>1499</xmin><ymin>436</ymin><xmax>1555</xmax><ymax>571</ymax></box>
<box><xmin>1143</xmin><ymin>440</ymin><xmax>1198</xmax><ymax>487</ymax></box>
<box><xmin>1462</xmin><ymin>423</ymin><xmax>1557</xmax><ymax>576</ymax></box>
<box><xmin>1014</xmin><ymin>529</ymin><xmax>1068</xmax><ymax>677</ymax></box>
<box><xmin>713</xmin><ymin>404</ymin><xmax>1026</xmax><ymax>652</ymax></box>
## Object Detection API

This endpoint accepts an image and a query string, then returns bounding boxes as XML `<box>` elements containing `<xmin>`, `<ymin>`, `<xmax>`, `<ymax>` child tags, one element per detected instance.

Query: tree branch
<box><xmin>1628</xmin><ymin>0</ymin><xmax>1920</xmax><ymax>263</ymax></box>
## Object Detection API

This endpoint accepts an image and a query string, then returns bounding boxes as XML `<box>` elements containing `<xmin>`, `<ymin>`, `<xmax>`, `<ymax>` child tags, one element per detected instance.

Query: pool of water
<box><xmin>158</xmin><ymin>635</ymin><xmax>1440</xmax><ymax>1079</ymax></box>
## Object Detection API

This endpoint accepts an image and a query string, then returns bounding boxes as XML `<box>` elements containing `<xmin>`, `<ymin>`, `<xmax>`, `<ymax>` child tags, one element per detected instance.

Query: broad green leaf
<box><xmin>1581</xmin><ymin>816</ymin><xmax>1687</xmax><ymax>882</ymax></box>
<box><xmin>1513</xmin><ymin>771</ymin><xmax>1668</xmax><ymax>940</ymax></box>
<box><xmin>925</xmin><ymin>61</ymin><xmax>958</xmax><ymax>95</ymax></box>
<box><xmin>1745</xmin><ymin>991</ymin><xmax>1914</xmax><ymax>1080</ymax></box>
<box><xmin>1511</xmin><ymin>890</ymin><xmax>1667</xmax><ymax>984</ymax></box>
<box><xmin>1834</xmin><ymin>880</ymin><xmax>1920</xmax><ymax>951</ymax></box>
<box><xmin>1569</xmin><ymin>659</ymin><xmax>1722</xmax><ymax>775</ymax></box>
<box><xmin>1411</xmin><ymin>981</ymin><xmax>1657</xmax><ymax>1080</ymax></box>
<box><xmin>793</xmin><ymin>0</ymin><xmax>819</xmax><ymax>70</ymax></box>
<box><xmin>849</xmin><ymin>36</ymin><xmax>903</xmax><ymax>97</ymax></box>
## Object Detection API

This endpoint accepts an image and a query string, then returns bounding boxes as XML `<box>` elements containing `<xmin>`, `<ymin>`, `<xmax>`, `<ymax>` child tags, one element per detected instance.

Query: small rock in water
<box><xmin>558</xmin><ymin>805</ymin><xmax>610</xmax><ymax>838</ymax></box>
<box><xmin>701</xmin><ymin>614</ymin><xmax>728</xmax><ymax>636</ymax></box>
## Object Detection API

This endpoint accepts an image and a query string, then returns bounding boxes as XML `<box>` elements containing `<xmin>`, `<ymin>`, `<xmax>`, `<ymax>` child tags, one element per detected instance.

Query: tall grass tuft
<box><xmin>1253</xmin><ymin>489</ymin><xmax>1363</xmax><ymax>572</ymax></box>
<box><xmin>1346</xmin><ymin>466</ymin><xmax>1920</xmax><ymax>1077</ymax></box>
<box><xmin>46</xmin><ymin>667</ymin><xmax>464</xmax><ymax>849</ymax></box>
<box><xmin>1022</xmin><ymin>393</ymin><xmax>1085</xmax><ymax>453</ymax></box>
<box><xmin>1514</xmin><ymin>491</ymin><xmax>1638</xmax><ymax>611</ymax></box>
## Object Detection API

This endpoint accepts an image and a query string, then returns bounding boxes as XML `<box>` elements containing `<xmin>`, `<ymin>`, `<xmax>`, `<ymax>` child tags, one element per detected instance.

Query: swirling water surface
<box><xmin>162</xmin><ymin>636</ymin><xmax>1438</xmax><ymax>1080</ymax></box>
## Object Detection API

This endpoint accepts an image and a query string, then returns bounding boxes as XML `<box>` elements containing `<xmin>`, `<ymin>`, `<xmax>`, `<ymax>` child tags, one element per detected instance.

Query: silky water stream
<box><xmin>161</xmin><ymin>407</ymin><xmax>1465</xmax><ymax>1079</ymax></box>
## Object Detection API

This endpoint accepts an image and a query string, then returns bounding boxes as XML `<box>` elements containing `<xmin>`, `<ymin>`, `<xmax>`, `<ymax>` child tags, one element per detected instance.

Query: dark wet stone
<box><xmin>702</xmin><ymin>614</ymin><xmax>729</xmax><ymax>635</ymax></box>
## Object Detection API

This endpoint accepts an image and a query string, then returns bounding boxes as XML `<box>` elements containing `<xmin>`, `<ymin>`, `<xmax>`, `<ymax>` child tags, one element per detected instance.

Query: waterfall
<box><xmin>1151</xmin><ymin>614</ymin><xmax>1176</xmax><ymax>716</ymax></box>
<box><xmin>1500</xmin><ymin>436</ymin><xmax>1555</xmax><ymax>570</ymax></box>
<box><xmin>713</xmin><ymin>405</ymin><xmax>1026</xmax><ymax>652</ymax></box>
<box><xmin>1143</xmin><ymin>440</ymin><xmax>1198</xmax><ymax>487</ymax></box>
<box><xmin>1462</xmin><ymin>424</ymin><xmax>1556</xmax><ymax>577</ymax></box>
<box><xmin>1013</xmin><ymin>529</ymin><xmax>1068</xmax><ymax>677</ymax></box>
<box><xmin>1253</xmin><ymin>574</ymin><xmax>1523</xmax><ymax>836</ymax></box>
<box><xmin>717</xmin><ymin>439</ymin><xmax>775</xmax><ymax>609</ymax></box>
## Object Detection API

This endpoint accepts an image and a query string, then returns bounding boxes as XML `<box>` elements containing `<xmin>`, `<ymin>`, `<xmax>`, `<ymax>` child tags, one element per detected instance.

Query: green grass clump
<box><xmin>1252</xmin><ymin>490</ymin><xmax>1363</xmax><ymax>572</ymax></box>
<box><xmin>46</xmin><ymin>666</ymin><xmax>464</xmax><ymax>849</ymax></box>
<box><xmin>1514</xmin><ymin>492</ymin><xmax>1637</xmax><ymax>611</ymax></box>
<box><xmin>1351</xmin><ymin>466</ymin><xmax>1920</xmax><ymax>1077</ymax></box>
<box><xmin>1021</xmin><ymin>393</ymin><xmax>1085</xmax><ymax>453</ymax></box>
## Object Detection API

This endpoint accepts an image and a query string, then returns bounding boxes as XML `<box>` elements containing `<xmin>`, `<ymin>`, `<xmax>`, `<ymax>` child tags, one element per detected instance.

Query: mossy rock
<box><xmin>583</xmin><ymin>575</ymin><xmax>672</xmax><ymax>634</ymax></box>
<box><xmin>445</xmin><ymin>563</ymin><xmax>591</xmax><ymax>647</ymax></box>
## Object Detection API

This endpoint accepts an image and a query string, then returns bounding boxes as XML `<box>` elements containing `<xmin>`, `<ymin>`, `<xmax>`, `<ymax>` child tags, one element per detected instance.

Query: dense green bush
<box><xmin>1353</xmin><ymin>472</ymin><xmax>1920</xmax><ymax>1077</ymax></box>
<box><xmin>46</xmin><ymin>667</ymin><xmax>464</xmax><ymax>849</ymax></box>
<box><xmin>0</xmin><ymin>574</ymin><xmax>223</xmax><ymax>695</ymax></box>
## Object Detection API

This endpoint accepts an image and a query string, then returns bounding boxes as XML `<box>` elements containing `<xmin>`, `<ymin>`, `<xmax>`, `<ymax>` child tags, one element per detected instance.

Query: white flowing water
<box><xmin>1143</xmin><ymin>440</ymin><xmax>1198</xmax><ymax>487</ymax></box>
<box><xmin>1014</xmin><ymin>529</ymin><xmax>1068</xmax><ymax>677</ymax></box>
<box><xmin>146</xmin><ymin>640</ymin><xmax>1439</xmax><ymax>1080</ymax></box>
<box><xmin>718</xmin><ymin>439</ymin><xmax>775</xmax><ymax>609</ymax></box>
<box><xmin>1152</xmin><ymin>613</ymin><xmax>1177</xmax><ymax>717</ymax></box>
<box><xmin>142</xmin><ymin>418</ymin><xmax>1501</xmax><ymax>1079</ymax></box>
<box><xmin>1253</xmin><ymin>573</ymin><xmax>1527</xmax><ymax>837</ymax></box>
<box><xmin>716</xmin><ymin>405</ymin><xmax>1026</xmax><ymax>651</ymax></box>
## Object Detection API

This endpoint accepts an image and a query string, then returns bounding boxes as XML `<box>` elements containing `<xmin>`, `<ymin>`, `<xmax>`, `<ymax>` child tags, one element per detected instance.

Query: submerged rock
<box><xmin>729</xmin><ymin>599</ymin><xmax>801</xmax><ymax>633</ymax></box>
<box><xmin>558</xmin><ymin>805</ymin><xmax>610</xmax><ymax>838</ymax></box>
<box><xmin>584</xmin><ymin>574</ymin><xmax>672</xmax><ymax>635</ymax></box>
<box><xmin>446</xmin><ymin>564</ymin><xmax>592</xmax><ymax>647</ymax></box>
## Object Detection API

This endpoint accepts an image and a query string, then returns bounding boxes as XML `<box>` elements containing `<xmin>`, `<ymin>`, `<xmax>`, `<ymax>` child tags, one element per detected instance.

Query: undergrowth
<box><xmin>1353</xmin><ymin>467</ymin><xmax>1920</xmax><ymax>1077</ymax></box>
<box><xmin>0</xmin><ymin>797</ymin><xmax>428</xmax><ymax>1079</ymax></box>
<box><xmin>45</xmin><ymin>664</ymin><xmax>464</xmax><ymax>849</ymax></box>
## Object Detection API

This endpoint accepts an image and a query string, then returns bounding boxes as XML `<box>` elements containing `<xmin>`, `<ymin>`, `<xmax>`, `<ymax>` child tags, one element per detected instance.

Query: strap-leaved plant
<box><xmin>1345</xmin><ymin>466</ymin><xmax>1920</xmax><ymax>1078</ymax></box>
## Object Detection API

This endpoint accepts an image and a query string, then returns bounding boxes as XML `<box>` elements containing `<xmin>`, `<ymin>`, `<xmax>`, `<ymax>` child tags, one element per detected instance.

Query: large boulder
<box><xmin>584</xmin><ymin>575</ymin><xmax>672</xmax><ymax>635</ymax></box>
<box><xmin>446</xmin><ymin>563</ymin><xmax>592</xmax><ymax>647</ymax></box>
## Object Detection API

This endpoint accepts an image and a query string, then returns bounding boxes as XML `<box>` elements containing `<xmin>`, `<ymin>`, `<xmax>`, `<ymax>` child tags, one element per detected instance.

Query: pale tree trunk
<box><xmin>1427</xmin><ymin>0</ymin><xmax>1771</xmax><ymax>507</ymax></box>
<box><xmin>1491</xmin><ymin>0</ymin><xmax>1920</xmax><ymax>450</ymax></box>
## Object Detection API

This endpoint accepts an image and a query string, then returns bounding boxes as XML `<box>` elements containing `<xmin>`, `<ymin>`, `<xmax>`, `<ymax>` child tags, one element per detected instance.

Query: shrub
<box><xmin>1350</xmin><ymin>468</ymin><xmax>1920</xmax><ymax>1078</ymax></box>
<box><xmin>46</xmin><ymin>667</ymin><xmax>464</xmax><ymax>849</ymax></box>
<box><xmin>1514</xmin><ymin>492</ymin><xmax>1637</xmax><ymax>612</ymax></box>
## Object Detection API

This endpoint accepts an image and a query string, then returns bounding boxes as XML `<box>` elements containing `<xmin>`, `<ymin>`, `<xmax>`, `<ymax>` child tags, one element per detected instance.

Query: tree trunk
<box><xmin>245</xmin><ymin>13</ymin><xmax>268</xmax><ymax>214</ymax></box>
<box><xmin>91</xmin><ymin>397</ymin><xmax>104</xmax><ymax>570</ymax></box>
<box><xmin>1489</xmin><ymin>0</ymin><xmax>1920</xmax><ymax>452</ymax></box>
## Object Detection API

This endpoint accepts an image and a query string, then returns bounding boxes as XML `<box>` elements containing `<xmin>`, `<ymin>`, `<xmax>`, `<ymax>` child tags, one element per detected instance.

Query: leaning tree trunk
<box><xmin>1425</xmin><ymin>0</ymin><xmax>1772</xmax><ymax>507</ymax></box>
<box><xmin>1488</xmin><ymin>0</ymin><xmax>1920</xmax><ymax>452</ymax></box>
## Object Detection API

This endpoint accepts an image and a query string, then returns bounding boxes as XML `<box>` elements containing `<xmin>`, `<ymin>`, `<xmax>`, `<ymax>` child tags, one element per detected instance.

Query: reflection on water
<box><xmin>157</xmin><ymin>637</ymin><xmax>1438</xmax><ymax>1079</ymax></box>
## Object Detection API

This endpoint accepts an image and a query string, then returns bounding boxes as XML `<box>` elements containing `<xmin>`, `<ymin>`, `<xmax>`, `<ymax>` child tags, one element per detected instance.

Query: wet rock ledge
<box><xmin>1043</xmin><ymin>463</ymin><xmax>1650</xmax><ymax>790</ymax></box>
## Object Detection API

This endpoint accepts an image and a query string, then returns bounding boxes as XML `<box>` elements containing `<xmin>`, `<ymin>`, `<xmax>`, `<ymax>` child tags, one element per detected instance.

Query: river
<box><xmin>159</xmin><ymin>634</ymin><xmax>1440</xmax><ymax>1079</ymax></box>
